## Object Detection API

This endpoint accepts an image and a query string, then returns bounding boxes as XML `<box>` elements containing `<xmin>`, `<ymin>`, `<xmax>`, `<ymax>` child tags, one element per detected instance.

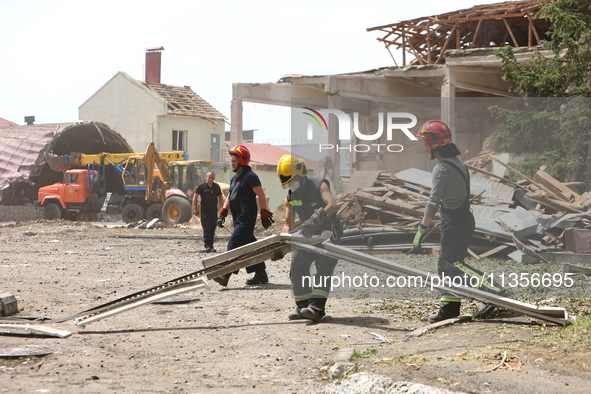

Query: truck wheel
<box><xmin>121</xmin><ymin>203</ymin><xmax>145</xmax><ymax>223</ymax></box>
<box><xmin>93</xmin><ymin>175</ymin><xmax>107</xmax><ymax>197</ymax></box>
<box><xmin>163</xmin><ymin>196</ymin><xmax>192</xmax><ymax>224</ymax></box>
<box><xmin>146</xmin><ymin>204</ymin><xmax>163</xmax><ymax>221</ymax></box>
<box><xmin>43</xmin><ymin>203</ymin><xmax>62</xmax><ymax>220</ymax></box>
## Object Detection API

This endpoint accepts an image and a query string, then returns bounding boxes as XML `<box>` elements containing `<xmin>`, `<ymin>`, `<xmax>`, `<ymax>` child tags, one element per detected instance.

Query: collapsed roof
<box><xmin>0</xmin><ymin>121</ymin><xmax>132</xmax><ymax>204</ymax></box>
<box><xmin>367</xmin><ymin>0</ymin><xmax>551</xmax><ymax>66</ymax></box>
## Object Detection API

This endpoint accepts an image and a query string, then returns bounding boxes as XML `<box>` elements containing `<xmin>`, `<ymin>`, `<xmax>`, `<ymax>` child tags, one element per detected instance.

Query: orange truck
<box><xmin>35</xmin><ymin>169</ymin><xmax>107</xmax><ymax>221</ymax></box>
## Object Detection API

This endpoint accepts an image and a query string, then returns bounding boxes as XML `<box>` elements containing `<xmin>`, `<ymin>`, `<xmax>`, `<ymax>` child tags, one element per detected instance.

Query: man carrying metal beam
<box><xmin>277</xmin><ymin>154</ymin><xmax>343</xmax><ymax>322</ymax></box>
<box><xmin>413</xmin><ymin>120</ymin><xmax>506</xmax><ymax>323</ymax></box>
<box><xmin>215</xmin><ymin>145</ymin><xmax>274</xmax><ymax>286</ymax></box>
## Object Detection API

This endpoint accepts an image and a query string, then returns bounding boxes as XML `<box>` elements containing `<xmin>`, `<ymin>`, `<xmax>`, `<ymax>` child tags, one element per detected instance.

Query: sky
<box><xmin>1</xmin><ymin>0</ymin><xmax>505</xmax><ymax>143</ymax></box>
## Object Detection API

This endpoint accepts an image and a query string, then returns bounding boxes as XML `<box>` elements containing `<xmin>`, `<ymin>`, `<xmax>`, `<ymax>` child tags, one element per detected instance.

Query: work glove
<box><xmin>300</xmin><ymin>208</ymin><xmax>328</xmax><ymax>238</ymax></box>
<box><xmin>217</xmin><ymin>208</ymin><xmax>228</xmax><ymax>228</ymax></box>
<box><xmin>413</xmin><ymin>223</ymin><xmax>428</xmax><ymax>249</ymax></box>
<box><xmin>260</xmin><ymin>208</ymin><xmax>274</xmax><ymax>229</ymax></box>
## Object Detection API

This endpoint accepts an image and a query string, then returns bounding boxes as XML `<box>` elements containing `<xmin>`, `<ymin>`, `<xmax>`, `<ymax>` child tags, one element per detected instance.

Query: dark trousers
<box><xmin>227</xmin><ymin>221</ymin><xmax>265</xmax><ymax>274</ymax></box>
<box><xmin>290</xmin><ymin>248</ymin><xmax>338</xmax><ymax>305</ymax></box>
<box><xmin>201</xmin><ymin>211</ymin><xmax>217</xmax><ymax>249</ymax></box>
<box><xmin>438</xmin><ymin>204</ymin><xmax>505</xmax><ymax>305</ymax></box>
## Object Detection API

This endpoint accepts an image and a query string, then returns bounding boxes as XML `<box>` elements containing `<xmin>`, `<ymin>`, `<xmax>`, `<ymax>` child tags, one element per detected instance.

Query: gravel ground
<box><xmin>1</xmin><ymin>219</ymin><xmax>590</xmax><ymax>393</ymax></box>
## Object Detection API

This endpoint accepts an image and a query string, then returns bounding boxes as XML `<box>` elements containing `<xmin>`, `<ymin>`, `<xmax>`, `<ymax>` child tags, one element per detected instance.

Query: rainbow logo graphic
<box><xmin>302</xmin><ymin>107</ymin><xmax>328</xmax><ymax>139</ymax></box>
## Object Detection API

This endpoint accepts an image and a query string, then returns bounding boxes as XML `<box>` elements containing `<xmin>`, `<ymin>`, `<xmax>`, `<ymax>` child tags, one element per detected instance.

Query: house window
<box><xmin>172</xmin><ymin>130</ymin><xmax>186</xmax><ymax>151</ymax></box>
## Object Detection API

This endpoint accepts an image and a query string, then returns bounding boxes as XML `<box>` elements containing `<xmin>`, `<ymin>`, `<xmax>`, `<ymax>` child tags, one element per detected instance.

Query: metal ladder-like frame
<box><xmin>37</xmin><ymin>233</ymin><xmax>571</xmax><ymax>327</ymax></box>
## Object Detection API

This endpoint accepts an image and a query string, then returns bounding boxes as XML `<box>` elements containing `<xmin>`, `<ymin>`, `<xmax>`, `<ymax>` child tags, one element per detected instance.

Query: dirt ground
<box><xmin>1</xmin><ymin>219</ymin><xmax>590</xmax><ymax>394</ymax></box>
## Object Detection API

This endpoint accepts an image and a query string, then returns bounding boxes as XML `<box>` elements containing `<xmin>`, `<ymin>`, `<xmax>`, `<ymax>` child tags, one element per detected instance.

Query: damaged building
<box><xmin>0</xmin><ymin>121</ymin><xmax>132</xmax><ymax>208</ymax></box>
<box><xmin>228</xmin><ymin>0</ymin><xmax>553</xmax><ymax>190</ymax></box>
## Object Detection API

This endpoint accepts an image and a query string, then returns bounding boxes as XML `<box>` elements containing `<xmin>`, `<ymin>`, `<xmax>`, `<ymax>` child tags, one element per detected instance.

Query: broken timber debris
<box><xmin>336</xmin><ymin>160</ymin><xmax>591</xmax><ymax>264</ymax></box>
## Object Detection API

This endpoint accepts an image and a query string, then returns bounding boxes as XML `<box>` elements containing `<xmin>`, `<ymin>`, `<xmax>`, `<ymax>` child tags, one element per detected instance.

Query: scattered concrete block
<box><xmin>329</xmin><ymin>361</ymin><xmax>356</xmax><ymax>379</ymax></box>
<box><xmin>334</xmin><ymin>347</ymin><xmax>354</xmax><ymax>362</ymax></box>
<box><xmin>0</xmin><ymin>293</ymin><xmax>18</xmax><ymax>316</ymax></box>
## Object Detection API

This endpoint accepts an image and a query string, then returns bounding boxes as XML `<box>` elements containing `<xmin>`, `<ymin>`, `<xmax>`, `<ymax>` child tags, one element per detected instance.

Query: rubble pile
<box><xmin>336</xmin><ymin>160</ymin><xmax>591</xmax><ymax>266</ymax></box>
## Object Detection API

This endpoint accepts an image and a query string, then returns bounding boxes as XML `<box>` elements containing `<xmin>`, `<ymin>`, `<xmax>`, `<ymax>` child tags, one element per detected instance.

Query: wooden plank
<box><xmin>467</xmin><ymin>248</ymin><xmax>481</xmax><ymax>260</ymax></box>
<box><xmin>478</xmin><ymin>244</ymin><xmax>509</xmax><ymax>259</ymax></box>
<box><xmin>355</xmin><ymin>191</ymin><xmax>423</xmax><ymax>218</ymax></box>
<box><xmin>379</xmin><ymin>191</ymin><xmax>394</xmax><ymax>202</ymax></box>
<box><xmin>465</xmin><ymin>163</ymin><xmax>524</xmax><ymax>190</ymax></box>
<box><xmin>533</xmin><ymin>170</ymin><xmax>581</xmax><ymax>202</ymax></box>
<box><xmin>528</xmin><ymin>193</ymin><xmax>591</xmax><ymax>221</ymax></box>
<box><xmin>491</xmin><ymin>157</ymin><xmax>564</xmax><ymax>201</ymax></box>
<box><xmin>572</xmin><ymin>193</ymin><xmax>591</xmax><ymax>207</ymax></box>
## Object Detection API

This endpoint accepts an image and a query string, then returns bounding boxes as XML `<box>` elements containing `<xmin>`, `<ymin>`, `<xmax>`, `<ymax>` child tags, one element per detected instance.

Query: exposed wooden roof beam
<box><xmin>470</xmin><ymin>19</ymin><xmax>483</xmax><ymax>49</ymax></box>
<box><xmin>503</xmin><ymin>18</ymin><xmax>519</xmax><ymax>48</ymax></box>
<box><xmin>526</xmin><ymin>14</ymin><xmax>541</xmax><ymax>45</ymax></box>
<box><xmin>435</xmin><ymin>22</ymin><xmax>459</xmax><ymax>65</ymax></box>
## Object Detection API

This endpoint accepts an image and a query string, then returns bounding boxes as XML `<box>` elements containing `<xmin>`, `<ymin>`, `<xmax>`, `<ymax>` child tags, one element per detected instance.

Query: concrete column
<box><xmin>441</xmin><ymin>66</ymin><xmax>456</xmax><ymax>141</ymax></box>
<box><xmin>230</xmin><ymin>99</ymin><xmax>243</xmax><ymax>147</ymax></box>
<box><xmin>327</xmin><ymin>96</ymin><xmax>341</xmax><ymax>195</ymax></box>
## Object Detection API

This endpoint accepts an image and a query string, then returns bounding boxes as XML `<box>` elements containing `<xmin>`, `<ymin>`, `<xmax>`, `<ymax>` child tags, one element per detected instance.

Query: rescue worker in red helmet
<box><xmin>214</xmin><ymin>144</ymin><xmax>274</xmax><ymax>286</ymax></box>
<box><xmin>414</xmin><ymin>120</ymin><xmax>506</xmax><ymax>323</ymax></box>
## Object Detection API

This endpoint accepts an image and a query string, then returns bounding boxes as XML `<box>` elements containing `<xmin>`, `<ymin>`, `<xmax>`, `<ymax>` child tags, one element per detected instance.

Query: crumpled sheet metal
<box><xmin>0</xmin><ymin>121</ymin><xmax>132</xmax><ymax>194</ymax></box>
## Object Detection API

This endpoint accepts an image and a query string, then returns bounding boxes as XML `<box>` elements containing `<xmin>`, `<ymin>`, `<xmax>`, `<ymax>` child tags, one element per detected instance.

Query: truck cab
<box><xmin>36</xmin><ymin>169</ymin><xmax>106</xmax><ymax>220</ymax></box>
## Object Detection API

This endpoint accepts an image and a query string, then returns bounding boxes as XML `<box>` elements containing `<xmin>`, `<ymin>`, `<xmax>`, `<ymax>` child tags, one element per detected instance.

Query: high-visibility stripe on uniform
<box><xmin>311</xmin><ymin>289</ymin><xmax>329</xmax><ymax>298</ymax></box>
<box><xmin>294</xmin><ymin>294</ymin><xmax>311</xmax><ymax>302</ymax></box>
<box><xmin>441</xmin><ymin>295</ymin><xmax>461</xmax><ymax>302</ymax></box>
<box><xmin>290</xmin><ymin>200</ymin><xmax>303</xmax><ymax>206</ymax></box>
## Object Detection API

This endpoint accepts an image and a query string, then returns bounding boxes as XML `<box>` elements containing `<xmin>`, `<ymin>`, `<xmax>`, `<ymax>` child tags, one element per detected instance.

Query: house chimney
<box><xmin>145</xmin><ymin>46</ymin><xmax>164</xmax><ymax>84</ymax></box>
<box><xmin>24</xmin><ymin>116</ymin><xmax>35</xmax><ymax>125</ymax></box>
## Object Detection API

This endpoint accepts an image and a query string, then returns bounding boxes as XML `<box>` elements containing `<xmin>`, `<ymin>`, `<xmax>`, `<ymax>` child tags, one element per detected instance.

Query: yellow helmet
<box><xmin>277</xmin><ymin>154</ymin><xmax>307</xmax><ymax>186</ymax></box>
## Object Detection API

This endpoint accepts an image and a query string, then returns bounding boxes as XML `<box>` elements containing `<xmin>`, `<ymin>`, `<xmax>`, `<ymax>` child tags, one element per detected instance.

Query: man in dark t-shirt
<box><xmin>193</xmin><ymin>171</ymin><xmax>224</xmax><ymax>252</ymax></box>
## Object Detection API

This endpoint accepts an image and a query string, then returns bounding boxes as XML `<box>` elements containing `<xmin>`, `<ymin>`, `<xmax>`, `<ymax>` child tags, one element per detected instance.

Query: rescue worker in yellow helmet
<box><xmin>414</xmin><ymin>120</ymin><xmax>506</xmax><ymax>323</ymax></box>
<box><xmin>277</xmin><ymin>154</ymin><xmax>343</xmax><ymax>322</ymax></box>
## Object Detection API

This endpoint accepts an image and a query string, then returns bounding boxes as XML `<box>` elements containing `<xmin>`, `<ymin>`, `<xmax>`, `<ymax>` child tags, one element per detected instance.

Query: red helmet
<box><xmin>416</xmin><ymin>120</ymin><xmax>452</xmax><ymax>150</ymax></box>
<box><xmin>228</xmin><ymin>145</ymin><xmax>250</xmax><ymax>166</ymax></box>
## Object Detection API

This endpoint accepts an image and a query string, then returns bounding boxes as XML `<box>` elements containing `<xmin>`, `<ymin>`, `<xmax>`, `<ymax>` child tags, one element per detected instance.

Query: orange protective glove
<box><xmin>219</xmin><ymin>208</ymin><xmax>228</xmax><ymax>218</ymax></box>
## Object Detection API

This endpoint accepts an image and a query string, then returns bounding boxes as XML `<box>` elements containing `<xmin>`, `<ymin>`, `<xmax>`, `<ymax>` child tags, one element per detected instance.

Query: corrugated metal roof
<box><xmin>0</xmin><ymin>122</ymin><xmax>132</xmax><ymax>189</ymax></box>
<box><xmin>142</xmin><ymin>83</ymin><xmax>226</xmax><ymax>124</ymax></box>
<box><xmin>0</xmin><ymin>123</ymin><xmax>71</xmax><ymax>186</ymax></box>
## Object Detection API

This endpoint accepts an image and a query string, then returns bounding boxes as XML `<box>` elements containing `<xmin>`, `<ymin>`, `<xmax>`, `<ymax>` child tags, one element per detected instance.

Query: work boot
<box><xmin>299</xmin><ymin>307</ymin><xmax>325</xmax><ymax>322</ymax></box>
<box><xmin>288</xmin><ymin>300</ymin><xmax>309</xmax><ymax>320</ymax></box>
<box><xmin>474</xmin><ymin>302</ymin><xmax>495</xmax><ymax>317</ymax></box>
<box><xmin>213</xmin><ymin>273</ymin><xmax>232</xmax><ymax>287</ymax></box>
<box><xmin>300</xmin><ymin>298</ymin><xmax>327</xmax><ymax>322</ymax></box>
<box><xmin>245</xmin><ymin>269</ymin><xmax>269</xmax><ymax>285</ymax></box>
<box><xmin>428</xmin><ymin>301</ymin><xmax>460</xmax><ymax>324</ymax></box>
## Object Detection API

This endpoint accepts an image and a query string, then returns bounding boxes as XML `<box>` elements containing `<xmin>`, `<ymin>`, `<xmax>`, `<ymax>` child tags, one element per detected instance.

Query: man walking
<box><xmin>215</xmin><ymin>145</ymin><xmax>274</xmax><ymax>286</ymax></box>
<box><xmin>413</xmin><ymin>120</ymin><xmax>506</xmax><ymax>323</ymax></box>
<box><xmin>193</xmin><ymin>171</ymin><xmax>224</xmax><ymax>253</ymax></box>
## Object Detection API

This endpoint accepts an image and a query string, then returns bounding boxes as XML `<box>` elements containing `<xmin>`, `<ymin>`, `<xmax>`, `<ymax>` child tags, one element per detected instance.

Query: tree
<box><xmin>491</xmin><ymin>0</ymin><xmax>591</xmax><ymax>185</ymax></box>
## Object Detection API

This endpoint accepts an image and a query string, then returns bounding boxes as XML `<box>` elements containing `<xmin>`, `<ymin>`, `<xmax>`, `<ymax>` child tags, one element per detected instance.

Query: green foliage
<box><xmin>350</xmin><ymin>348</ymin><xmax>378</xmax><ymax>362</ymax></box>
<box><xmin>495</xmin><ymin>0</ymin><xmax>591</xmax><ymax>97</ymax></box>
<box><xmin>491</xmin><ymin>0</ymin><xmax>591</xmax><ymax>183</ymax></box>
